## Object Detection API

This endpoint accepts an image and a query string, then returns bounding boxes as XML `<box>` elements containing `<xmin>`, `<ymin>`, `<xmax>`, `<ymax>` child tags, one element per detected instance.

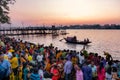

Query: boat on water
<box><xmin>52</xmin><ymin>32</ymin><xmax>59</xmax><ymax>36</ymax></box>
<box><xmin>60</xmin><ymin>30</ymin><xmax>68</xmax><ymax>35</ymax></box>
<box><xmin>64</xmin><ymin>37</ymin><xmax>91</xmax><ymax>45</ymax></box>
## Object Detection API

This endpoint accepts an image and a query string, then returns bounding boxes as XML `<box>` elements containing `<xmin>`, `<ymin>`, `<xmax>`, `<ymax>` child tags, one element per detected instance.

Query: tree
<box><xmin>0</xmin><ymin>0</ymin><xmax>15</xmax><ymax>24</ymax></box>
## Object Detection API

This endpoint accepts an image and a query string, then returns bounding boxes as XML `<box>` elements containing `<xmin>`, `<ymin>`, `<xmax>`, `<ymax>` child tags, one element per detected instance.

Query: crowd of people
<box><xmin>0</xmin><ymin>35</ymin><xmax>120</xmax><ymax>80</ymax></box>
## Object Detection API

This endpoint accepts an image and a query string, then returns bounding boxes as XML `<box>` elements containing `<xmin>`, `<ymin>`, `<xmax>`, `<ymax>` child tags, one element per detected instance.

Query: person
<box><xmin>86</xmin><ymin>38</ymin><xmax>89</xmax><ymax>42</ymax></box>
<box><xmin>97</xmin><ymin>62</ymin><xmax>105</xmax><ymax>80</ymax></box>
<box><xmin>105</xmin><ymin>61</ymin><xmax>112</xmax><ymax>80</ymax></box>
<box><xmin>38</xmin><ymin>65</ymin><xmax>44</xmax><ymax>80</ymax></box>
<box><xmin>112</xmin><ymin>67</ymin><xmax>119</xmax><ymax>80</ymax></box>
<box><xmin>64</xmin><ymin>58</ymin><xmax>73</xmax><ymax>80</ymax></box>
<box><xmin>78</xmin><ymin>52</ymin><xmax>85</xmax><ymax>67</ymax></box>
<box><xmin>44</xmin><ymin>59</ymin><xmax>51</xmax><ymax>72</ymax></box>
<box><xmin>104</xmin><ymin>51</ymin><xmax>113</xmax><ymax>62</ymax></box>
<box><xmin>28</xmin><ymin>54</ymin><xmax>33</xmax><ymax>62</ymax></box>
<box><xmin>82</xmin><ymin>61</ymin><xmax>92</xmax><ymax>80</ymax></box>
<box><xmin>89</xmin><ymin>61</ymin><xmax>97</xmax><ymax>80</ymax></box>
<box><xmin>57</xmin><ymin>58</ymin><xmax>64</xmax><ymax>80</ymax></box>
<box><xmin>23</xmin><ymin>63</ymin><xmax>29</xmax><ymax>80</ymax></box>
<box><xmin>18</xmin><ymin>64</ymin><xmax>23</xmax><ymax>80</ymax></box>
<box><xmin>0</xmin><ymin>39</ymin><xmax>5</xmax><ymax>47</ymax></box>
<box><xmin>73</xmin><ymin>36</ymin><xmax>77</xmax><ymax>42</ymax></box>
<box><xmin>51</xmin><ymin>65</ymin><xmax>60</xmax><ymax>80</ymax></box>
<box><xmin>75</xmin><ymin>64</ymin><xmax>83</xmax><ymax>80</ymax></box>
<box><xmin>30</xmin><ymin>67</ymin><xmax>40</xmax><ymax>80</ymax></box>
<box><xmin>36</xmin><ymin>53</ymin><xmax>43</xmax><ymax>64</ymax></box>
<box><xmin>9</xmin><ymin>53</ymin><xmax>18</xmax><ymax>80</ymax></box>
<box><xmin>0</xmin><ymin>53</ymin><xmax>11</xmax><ymax>80</ymax></box>
<box><xmin>71</xmin><ymin>55</ymin><xmax>78</xmax><ymax>65</ymax></box>
<box><xmin>117</xmin><ymin>62</ymin><xmax>120</xmax><ymax>78</ymax></box>
<box><xmin>84</xmin><ymin>39</ymin><xmax>87</xmax><ymax>42</ymax></box>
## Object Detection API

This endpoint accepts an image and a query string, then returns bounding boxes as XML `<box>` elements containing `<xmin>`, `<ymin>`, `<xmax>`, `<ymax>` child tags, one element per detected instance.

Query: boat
<box><xmin>64</xmin><ymin>37</ymin><xmax>91</xmax><ymax>45</ymax></box>
<box><xmin>52</xmin><ymin>32</ymin><xmax>59</xmax><ymax>36</ymax></box>
<box><xmin>60</xmin><ymin>30</ymin><xmax>68</xmax><ymax>35</ymax></box>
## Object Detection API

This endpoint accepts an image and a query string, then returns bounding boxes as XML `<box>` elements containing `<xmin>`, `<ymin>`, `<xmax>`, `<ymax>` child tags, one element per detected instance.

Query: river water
<box><xmin>12</xmin><ymin>29</ymin><xmax>120</xmax><ymax>60</ymax></box>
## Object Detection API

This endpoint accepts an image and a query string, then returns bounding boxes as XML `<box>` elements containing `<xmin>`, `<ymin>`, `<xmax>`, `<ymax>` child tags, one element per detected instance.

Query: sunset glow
<box><xmin>9</xmin><ymin>0</ymin><xmax>120</xmax><ymax>26</ymax></box>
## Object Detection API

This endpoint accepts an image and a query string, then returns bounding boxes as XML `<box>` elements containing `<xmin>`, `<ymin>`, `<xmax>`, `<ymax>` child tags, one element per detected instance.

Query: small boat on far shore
<box><xmin>60</xmin><ymin>30</ymin><xmax>68</xmax><ymax>35</ymax></box>
<box><xmin>64</xmin><ymin>37</ymin><xmax>92</xmax><ymax>45</ymax></box>
<box><xmin>52</xmin><ymin>32</ymin><xmax>59</xmax><ymax>36</ymax></box>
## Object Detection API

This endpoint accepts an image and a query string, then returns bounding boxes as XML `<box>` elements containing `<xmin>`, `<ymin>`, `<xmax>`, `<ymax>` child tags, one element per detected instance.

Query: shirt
<box><xmin>0</xmin><ymin>60</ymin><xmax>11</xmax><ymax>76</ymax></box>
<box><xmin>28</xmin><ymin>55</ymin><xmax>33</xmax><ymax>62</ymax></box>
<box><xmin>7</xmin><ymin>52</ymin><xmax>13</xmax><ymax>59</ymax></box>
<box><xmin>82</xmin><ymin>65</ymin><xmax>92</xmax><ymax>80</ymax></box>
<box><xmin>64</xmin><ymin>60</ymin><xmax>72</xmax><ymax>74</ymax></box>
<box><xmin>10</xmin><ymin>57</ymin><xmax>18</xmax><ymax>69</ymax></box>
<box><xmin>38</xmin><ymin>69</ymin><xmax>44</xmax><ymax>80</ymax></box>
<box><xmin>37</xmin><ymin>55</ymin><xmax>43</xmax><ymax>62</ymax></box>
<box><xmin>30</xmin><ymin>73</ymin><xmax>40</xmax><ymax>80</ymax></box>
<box><xmin>76</xmin><ymin>70</ymin><xmax>83</xmax><ymax>80</ymax></box>
<box><xmin>89</xmin><ymin>64</ymin><xmax>97</xmax><ymax>77</ymax></box>
<box><xmin>78</xmin><ymin>53</ymin><xmax>85</xmax><ymax>64</ymax></box>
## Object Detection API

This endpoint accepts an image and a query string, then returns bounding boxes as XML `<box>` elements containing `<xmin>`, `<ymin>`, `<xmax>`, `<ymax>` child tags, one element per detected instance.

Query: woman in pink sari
<box><xmin>75</xmin><ymin>64</ymin><xmax>83</xmax><ymax>80</ymax></box>
<box><xmin>97</xmin><ymin>62</ymin><xmax>105</xmax><ymax>80</ymax></box>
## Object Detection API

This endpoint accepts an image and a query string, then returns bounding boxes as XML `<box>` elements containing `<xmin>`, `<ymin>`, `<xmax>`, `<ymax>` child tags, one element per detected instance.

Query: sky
<box><xmin>4</xmin><ymin>0</ymin><xmax>120</xmax><ymax>27</ymax></box>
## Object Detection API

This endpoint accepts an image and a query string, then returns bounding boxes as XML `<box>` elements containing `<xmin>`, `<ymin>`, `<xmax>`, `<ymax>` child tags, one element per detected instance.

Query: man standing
<box><xmin>37</xmin><ymin>53</ymin><xmax>43</xmax><ymax>63</ymax></box>
<box><xmin>9</xmin><ymin>53</ymin><xmax>18</xmax><ymax>80</ymax></box>
<box><xmin>37</xmin><ymin>53</ymin><xmax>44</xmax><ymax>66</ymax></box>
<box><xmin>0</xmin><ymin>52</ymin><xmax>11</xmax><ymax>80</ymax></box>
<box><xmin>64</xmin><ymin>58</ymin><xmax>73</xmax><ymax>80</ymax></box>
<box><xmin>82</xmin><ymin>61</ymin><xmax>92</xmax><ymax>80</ymax></box>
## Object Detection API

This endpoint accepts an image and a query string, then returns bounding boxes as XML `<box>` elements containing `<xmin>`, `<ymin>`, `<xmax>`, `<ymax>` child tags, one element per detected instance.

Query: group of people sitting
<box><xmin>0</xmin><ymin>35</ymin><xmax>120</xmax><ymax>80</ymax></box>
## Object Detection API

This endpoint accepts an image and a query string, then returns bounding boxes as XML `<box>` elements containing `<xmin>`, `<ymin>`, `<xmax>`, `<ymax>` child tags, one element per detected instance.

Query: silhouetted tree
<box><xmin>0</xmin><ymin>0</ymin><xmax>15</xmax><ymax>24</ymax></box>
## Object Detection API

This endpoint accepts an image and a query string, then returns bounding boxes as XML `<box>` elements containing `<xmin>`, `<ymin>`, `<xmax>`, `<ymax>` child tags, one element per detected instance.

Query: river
<box><xmin>12</xmin><ymin>29</ymin><xmax>120</xmax><ymax>60</ymax></box>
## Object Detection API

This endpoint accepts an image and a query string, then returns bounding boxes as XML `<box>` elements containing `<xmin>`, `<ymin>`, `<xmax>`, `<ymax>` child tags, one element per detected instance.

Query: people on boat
<box><xmin>86</xmin><ymin>38</ymin><xmax>89</xmax><ymax>42</ymax></box>
<box><xmin>66</xmin><ymin>37</ymin><xmax>72</xmax><ymax>41</ymax></box>
<box><xmin>84</xmin><ymin>39</ymin><xmax>87</xmax><ymax>42</ymax></box>
<box><xmin>84</xmin><ymin>38</ymin><xmax>89</xmax><ymax>42</ymax></box>
<box><xmin>67</xmin><ymin>36</ymin><xmax>77</xmax><ymax>42</ymax></box>
<box><xmin>73</xmin><ymin>36</ymin><xmax>77</xmax><ymax>42</ymax></box>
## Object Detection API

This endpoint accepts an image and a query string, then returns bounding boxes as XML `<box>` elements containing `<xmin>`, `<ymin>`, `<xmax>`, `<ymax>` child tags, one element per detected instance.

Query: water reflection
<box><xmin>65</xmin><ymin>42</ymin><xmax>77</xmax><ymax>50</ymax></box>
<box><xmin>11</xmin><ymin>30</ymin><xmax>120</xmax><ymax>60</ymax></box>
<box><xmin>85</xmin><ymin>45</ymin><xmax>92</xmax><ymax>49</ymax></box>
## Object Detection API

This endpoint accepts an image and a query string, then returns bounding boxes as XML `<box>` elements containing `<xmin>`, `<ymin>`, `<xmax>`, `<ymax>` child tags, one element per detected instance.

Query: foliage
<box><xmin>0</xmin><ymin>0</ymin><xmax>15</xmax><ymax>24</ymax></box>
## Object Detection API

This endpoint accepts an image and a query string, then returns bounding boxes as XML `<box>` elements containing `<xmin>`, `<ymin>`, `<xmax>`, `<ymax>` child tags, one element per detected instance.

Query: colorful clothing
<box><xmin>97</xmin><ymin>67</ymin><xmax>105</xmax><ymax>80</ymax></box>
<box><xmin>76</xmin><ymin>70</ymin><xmax>83</xmax><ymax>80</ymax></box>
<box><xmin>9</xmin><ymin>57</ymin><xmax>18</xmax><ymax>69</ymax></box>
<box><xmin>30</xmin><ymin>73</ymin><xmax>40</xmax><ymax>80</ymax></box>
<box><xmin>52</xmin><ymin>68</ymin><xmax>60</xmax><ymax>80</ymax></box>
<box><xmin>82</xmin><ymin>65</ymin><xmax>92</xmax><ymax>80</ymax></box>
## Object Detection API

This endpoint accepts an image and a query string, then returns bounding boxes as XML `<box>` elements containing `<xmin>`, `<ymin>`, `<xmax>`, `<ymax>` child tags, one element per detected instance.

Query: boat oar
<box><xmin>59</xmin><ymin>38</ymin><xmax>64</xmax><ymax>41</ymax></box>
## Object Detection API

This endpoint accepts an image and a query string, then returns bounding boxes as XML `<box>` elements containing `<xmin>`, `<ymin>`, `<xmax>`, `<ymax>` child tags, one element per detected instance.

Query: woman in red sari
<box><xmin>51</xmin><ymin>65</ymin><xmax>60</xmax><ymax>80</ymax></box>
<box><xmin>97</xmin><ymin>62</ymin><xmax>105</xmax><ymax>80</ymax></box>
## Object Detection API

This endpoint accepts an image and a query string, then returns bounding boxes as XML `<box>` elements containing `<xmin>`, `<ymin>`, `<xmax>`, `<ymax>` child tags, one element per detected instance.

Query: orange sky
<box><xmin>7</xmin><ymin>0</ymin><xmax>120</xmax><ymax>27</ymax></box>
